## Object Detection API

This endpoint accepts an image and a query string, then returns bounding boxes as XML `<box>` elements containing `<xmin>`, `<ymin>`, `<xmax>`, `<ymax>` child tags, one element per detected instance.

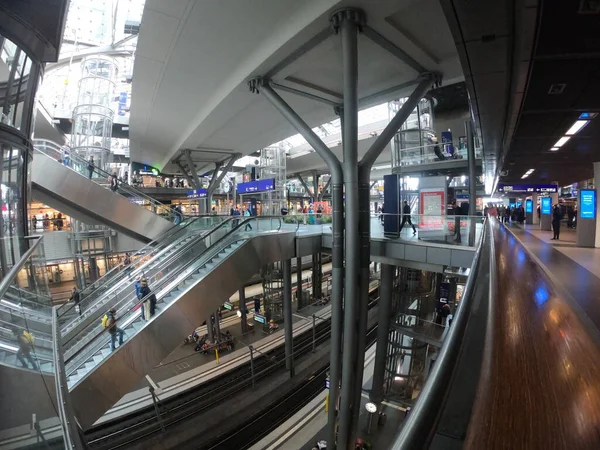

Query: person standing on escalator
<box><xmin>139</xmin><ymin>278</ymin><xmax>153</xmax><ymax>321</ymax></box>
<box><xmin>109</xmin><ymin>169</ymin><xmax>119</xmax><ymax>193</ymax></box>
<box><xmin>87</xmin><ymin>156</ymin><xmax>95</xmax><ymax>180</ymax></box>
<box><xmin>243</xmin><ymin>206</ymin><xmax>252</xmax><ymax>230</ymax></box>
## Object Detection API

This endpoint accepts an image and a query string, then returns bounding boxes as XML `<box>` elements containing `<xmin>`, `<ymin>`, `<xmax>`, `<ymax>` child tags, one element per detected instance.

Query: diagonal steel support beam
<box><xmin>183</xmin><ymin>150</ymin><xmax>201</xmax><ymax>189</ymax></box>
<box><xmin>271</xmin><ymin>82</ymin><xmax>340</xmax><ymax>107</ymax></box>
<box><xmin>206</xmin><ymin>162</ymin><xmax>223</xmax><ymax>194</ymax></box>
<box><xmin>264</xmin><ymin>27</ymin><xmax>332</xmax><ymax>79</ymax></box>
<box><xmin>321</xmin><ymin>177</ymin><xmax>332</xmax><ymax>198</ymax></box>
<box><xmin>358</xmin><ymin>79</ymin><xmax>421</xmax><ymax>109</ymax></box>
<box><xmin>363</xmin><ymin>25</ymin><xmax>426</xmax><ymax>74</ymax></box>
<box><xmin>296</xmin><ymin>174</ymin><xmax>314</xmax><ymax>199</ymax></box>
<box><xmin>360</xmin><ymin>74</ymin><xmax>437</xmax><ymax>170</ymax></box>
<box><xmin>174</xmin><ymin>160</ymin><xmax>197</xmax><ymax>189</ymax></box>
<box><xmin>207</xmin><ymin>154</ymin><xmax>239</xmax><ymax>197</ymax></box>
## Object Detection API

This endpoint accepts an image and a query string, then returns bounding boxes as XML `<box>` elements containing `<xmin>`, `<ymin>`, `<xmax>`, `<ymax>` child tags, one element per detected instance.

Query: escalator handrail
<box><xmin>390</xmin><ymin>218</ymin><xmax>489</xmax><ymax>450</ymax></box>
<box><xmin>0</xmin><ymin>236</ymin><xmax>44</xmax><ymax>303</ymax></box>
<box><xmin>32</xmin><ymin>140</ymin><xmax>174</xmax><ymax>216</ymax></box>
<box><xmin>62</xmin><ymin>220</ymin><xmax>238</xmax><ymax>348</ymax></box>
<box><xmin>64</xmin><ymin>216</ymin><xmax>283</xmax><ymax>373</ymax></box>
<box><xmin>56</xmin><ymin>216</ymin><xmax>224</xmax><ymax>319</ymax></box>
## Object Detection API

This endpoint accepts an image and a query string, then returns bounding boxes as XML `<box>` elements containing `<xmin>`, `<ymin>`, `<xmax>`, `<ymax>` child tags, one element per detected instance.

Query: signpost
<box><xmin>187</xmin><ymin>189</ymin><xmax>207</xmax><ymax>199</ymax></box>
<box><xmin>237</xmin><ymin>178</ymin><xmax>275</xmax><ymax>194</ymax></box>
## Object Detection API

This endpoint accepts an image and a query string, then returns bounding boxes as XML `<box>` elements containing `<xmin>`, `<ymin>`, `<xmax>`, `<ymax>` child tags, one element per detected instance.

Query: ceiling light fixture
<box><xmin>521</xmin><ymin>169</ymin><xmax>535</xmax><ymax>179</ymax></box>
<box><xmin>554</xmin><ymin>136</ymin><xmax>571</xmax><ymax>147</ymax></box>
<box><xmin>550</xmin><ymin>147</ymin><xmax>559</xmax><ymax>151</ymax></box>
<box><xmin>565</xmin><ymin>120</ymin><xmax>589</xmax><ymax>135</ymax></box>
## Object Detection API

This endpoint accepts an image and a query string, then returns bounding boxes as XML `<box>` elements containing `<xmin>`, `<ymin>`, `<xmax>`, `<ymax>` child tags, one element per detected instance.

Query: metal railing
<box><xmin>390</xmin><ymin>218</ymin><xmax>488</xmax><ymax>449</ymax></box>
<box><xmin>392</xmin><ymin>141</ymin><xmax>483</xmax><ymax>168</ymax></box>
<box><xmin>33</xmin><ymin>139</ymin><xmax>177</xmax><ymax>220</ymax></box>
<box><xmin>64</xmin><ymin>216</ymin><xmax>283</xmax><ymax>381</ymax></box>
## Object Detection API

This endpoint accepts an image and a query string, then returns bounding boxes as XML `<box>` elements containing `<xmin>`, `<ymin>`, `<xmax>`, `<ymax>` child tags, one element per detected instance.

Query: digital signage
<box><xmin>580</xmin><ymin>189</ymin><xmax>596</xmax><ymax>219</ymax></box>
<box><xmin>187</xmin><ymin>189</ymin><xmax>207</xmax><ymax>199</ymax></box>
<box><xmin>237</xmin><ymin>178</ymin><xmax>275</xmax><ymax>194</ymax></box>
<box><xmin>498</xmin><ymin>183</ymin><xmax>558</xmax><ymax>193</ymax></box>
<box><xmin>541</xmin><ymin>197</ymin><xmax>551</xmax><ymax>215</ymax></box>
<box><xmin>525</xmin><ymin>200</ymin><xmax>533</xmax><ymax>213</ymax></box>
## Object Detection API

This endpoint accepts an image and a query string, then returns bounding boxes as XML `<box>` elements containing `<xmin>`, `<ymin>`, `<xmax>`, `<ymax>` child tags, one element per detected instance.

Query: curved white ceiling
<box><xmin>130</xmin><ymin>0</ymin><xmax>463</xmax><ymax>172</ymax></box>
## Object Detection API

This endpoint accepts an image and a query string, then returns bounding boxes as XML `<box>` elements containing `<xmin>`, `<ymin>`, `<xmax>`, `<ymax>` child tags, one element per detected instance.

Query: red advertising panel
<box><xmin>419</xmin><ymin>188</ymin><xmax>445</xmax><ymax>230</ymax></box>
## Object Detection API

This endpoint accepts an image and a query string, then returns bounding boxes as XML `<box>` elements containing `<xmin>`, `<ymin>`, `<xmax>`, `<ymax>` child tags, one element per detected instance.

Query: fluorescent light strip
<box><xmin>565</xmin><ymin>120</ymin><xmax>589</xmax><ymax>135</ymax></box>
<box><xmin>550</xmin><ymin>147</ymin><xmax>559</xmax><ymax>152</ymax></box>
<box><xmin>554</xmin><ymin>136</ymin><xmax>571</xmax><ymax>147</ymax></box>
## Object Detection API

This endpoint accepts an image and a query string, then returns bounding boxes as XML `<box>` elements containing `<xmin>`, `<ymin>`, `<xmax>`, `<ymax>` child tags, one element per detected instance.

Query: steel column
<box><xmin>254</xmin><ymin>81</ymin><xmax>344</xmax><ymax>449</ymax></box>
<box><xmin>296</xmin><ymin>256</ymin><xmax>304</xmax><ymax>307</ymax></box>
<box><xmin>283</xmin><ymin>259</ymin><xmax>294</xmax><ymax>377</ymax></box>
<box><xmin>321</xmin><ymin>177</ymin><xmax>332</xmax><ymax>201</ymax></box>
<box><xmin>370</xmin><ymin>263</ymin><xmax>394</xmax><ymax>404</ymax></box>
<box><xmin>239</xmin><ymin>288</ymin><xmax>248</xmax><ymax>333</ymax></box>
<box><xmin>351</xmin><ymin>75</ymin><xmax>436</xmax><ymax>435</ymax></box>
<box><xmin>466</xmin><ymin>120</ymin><xmax>477</xmax><ymax>246</ymax></box>
<box><xmin>337</xmin><ymin>9</ymin><xmax>362</xmax><ymax>448</ymax></box>
<box><xmin>214</xmin><ymin>309</ymin><xmax>221</xmax><ymax>337</ymax></box>
<box><xmin>184</xmin><ymin>150</ymin><xmax>204</xmax><ymax>213</ymax></box>
<box><xmin>206</xmin><ymin>314</ymin><xmax>214</xmax><ymax>343</ymax></box>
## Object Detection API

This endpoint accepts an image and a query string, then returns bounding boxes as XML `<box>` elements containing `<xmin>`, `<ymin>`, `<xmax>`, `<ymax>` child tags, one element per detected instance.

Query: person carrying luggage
<box><xmin>13</xmin><ymin>327</ymin><xmax>38</xmax><ymax>370</ymax></box>
<box><xmin>102</xmin><ymin>308</ymin><xmax>124</xmax><ymax>351</ymax></box>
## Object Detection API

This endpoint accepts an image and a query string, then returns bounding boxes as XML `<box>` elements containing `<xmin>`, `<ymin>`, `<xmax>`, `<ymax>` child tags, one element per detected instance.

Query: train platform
<box><xmin>508</xmin><ymin>223</ymin><xmax>600</xmax><ymax>336</ymax></box>
<box><xmin>94</xmin><ymin>301</ymin><xmax>336</xmax><ymax>426</ymax></box>
<box><xmin>251</xmin><ymin>344</ymin><xmax>407</xmax><ymax>450</ymax></box>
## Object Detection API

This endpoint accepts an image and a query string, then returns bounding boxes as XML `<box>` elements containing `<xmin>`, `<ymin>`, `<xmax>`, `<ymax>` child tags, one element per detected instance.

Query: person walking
<box><xmin>139</xmin><ymin>279</ymin><xmax>153</xmax><ymax>321</ymax></box>
<box><xmin>452</xmin><ymin>200</ymin><xmax>462</xmax><ymax>243</ymax></box>
<box><xmin>243</xmin><ymin>206</ymin><xmax>252</xmax><ymax>230</ymax></box>
<box><xmin>87</xmin><ymin>156</ymin><xmax>95</xmax><ymax>180</ymax></box>
<box><xmin>13</xmin><ymin>328</ymin><xmax>38</xmax><ymax>369</ymax></box>
<box><xmin>551</xmin><ymin>204</ymin><xmax>561</xmax><ymax>240</ymax></box>
<box><xmin>398</xmin><ymin>200</ymin><xmax>417</xmax><ymax>235</ymax></box>
<box><xmin>104</xmin><ymin>309</ymin><xmax>124</xmax><ymax>351</ymax></box>
<box><xmin>69</xmin><ymin>286</ymin><xmax>81</xmax><ymax>315</ymax></box>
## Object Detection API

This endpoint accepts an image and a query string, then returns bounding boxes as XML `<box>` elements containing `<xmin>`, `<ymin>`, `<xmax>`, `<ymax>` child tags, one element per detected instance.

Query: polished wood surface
<box><xmin>465</xmin><ymin>220</ymin><xmax>600</xmax><ymax>449</ymax></box>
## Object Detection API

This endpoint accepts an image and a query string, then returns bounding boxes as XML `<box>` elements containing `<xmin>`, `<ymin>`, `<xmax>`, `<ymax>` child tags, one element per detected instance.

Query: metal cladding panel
<box><xmin>296</xmin><ymin>235</ymin><xmax>323</xmax><ymax>257</ymax></box>
<box><xmin>70</xmin><ymin>232</ymin><xmax>295</xmax><ymax>429</ymax></box>
<box><xmin>426</xmin><ymin>246</ymin><xmax>452</xmax><ymax>265</ymax></box>
<box><xmin>32</xmin><ymin>154</ymin><xmax>175</xmax><ymax>243</ymax></box>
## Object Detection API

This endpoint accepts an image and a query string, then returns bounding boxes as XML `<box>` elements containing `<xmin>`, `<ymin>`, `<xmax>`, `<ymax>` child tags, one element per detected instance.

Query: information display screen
<box><xmin>541</xmin><ymin>197</ymin><xmax>551</xmax><ymax>215</ymax></box>
<box><xmin>525</xmin><ymin>200</ymin><xmax>533</xmax><ymax>213</ymax></box>
<box><xmin>237</xmin><ymin>178</ymin><xmax>275</xmax><ymax>194</ymax></box>
<box><xmin>580</xmin><ymin>189</ymin><xmax>596</xmax><ymax>219</ymax></box>
<box><xmin>498</xmin><ymin>183</ymin><xmax>558</xmax><ymax>193</ymax></box>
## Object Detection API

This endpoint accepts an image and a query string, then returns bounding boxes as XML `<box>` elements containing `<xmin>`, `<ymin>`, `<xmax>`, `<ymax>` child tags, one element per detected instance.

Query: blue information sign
<box><xmin>525</xmin><ymin>199</ymin><xmax>533</xmax><ymax>213</ymax></box>
<box><xmin>237</xmin><ymin>178</ymin><xmax>275</xmax><ymax>194</ymax></box>
<box><xmin>498</xmin><ymin>183</ymin><xmax>558</xmax><ymax>193</ymax></box>
<box><xmin>254</xmin><ymin>314</ymin><xmax>266</xmax><ymax>324</ymax></box>
<box><xmin>187</xmin><ymin>189</ymin><xmax>207</xmax><ymax>199</ymax></box>
<box><xmin>580</xmin><ymin>189</ymin><xmax>596</xmax><ymax>219</ymax></box>
<box><xmin>541</xmin><ymin>197</ymin><xmax>551</xmax><ymax>215</ymax></box>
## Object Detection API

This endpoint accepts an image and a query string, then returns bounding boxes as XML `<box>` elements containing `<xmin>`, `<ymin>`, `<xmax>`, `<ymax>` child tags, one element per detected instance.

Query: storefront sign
<box><xmin>580</xmin><ymin>189</ymin><xmax>596</xmax><ymax>219</ymax></box>
<box><xmin>223</xmin><ymin>302</ymin><xmax>234</xmax><ymax>311</ymax></box>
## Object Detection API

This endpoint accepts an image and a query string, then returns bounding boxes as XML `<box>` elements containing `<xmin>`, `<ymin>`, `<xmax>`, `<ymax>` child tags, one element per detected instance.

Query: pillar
<box><xmin>283</xmin><ymin>259</ymin><xmax>294</xmax><ymax>376</ymax></box>
<box><xmin>206</xmin><ymin>314</ymin><xmax>214</xmax><ymax>343</ymax></box>
<box><xmin>369</xmin><ymin>264</ymin><xmax>394</xmax><ymax>405</ymax></box>
<box><xmin>466</xmin><ymin>120</ymin><xmax>477</xmax><ymax>246</ymax></box>
<box><xmin>312</xmin><ymin>252</ymin><xmax>323</xmax><ymax>300</ymax></box>
<box><xmin>296</xmin><ymin>257</ymin><xmax>304</xmax><ymax>307</ymax></box>
<box><xmin>239</xmin><ymin>288</ymin><xmax>248</xmax><ymax>333</ymax></box>
<box><xmin>214</xmin><ymin>309</ymin><xmax>221</xmax><ymax>338</ymax></box>
<box><xmin>532</xmin><ymin>193</ymin><xmax>539</xmax><ymax>225</ymax></box>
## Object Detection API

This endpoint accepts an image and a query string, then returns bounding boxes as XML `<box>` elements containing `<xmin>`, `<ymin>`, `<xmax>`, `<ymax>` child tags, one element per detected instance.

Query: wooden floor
<box><xmin>465</xmin><ymin>220</ymin><xmax>600</xmax><ymax>449</ymax></box>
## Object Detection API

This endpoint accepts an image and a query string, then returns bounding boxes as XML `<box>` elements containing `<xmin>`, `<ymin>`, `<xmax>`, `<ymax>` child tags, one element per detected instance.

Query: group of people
<box><xmin>497</xmin><ymin>205</ymin><xmax>525</xmax><ymax>224</ymax></box>
<box><xmin>230</xmin><ymin>205</ymin><xmax>253</xmax><ymax>229</ymax></box>
<box><xmin>31</xmin><ymin>212</ymin><xmax>66</xmax><ymax>231</ymax></box>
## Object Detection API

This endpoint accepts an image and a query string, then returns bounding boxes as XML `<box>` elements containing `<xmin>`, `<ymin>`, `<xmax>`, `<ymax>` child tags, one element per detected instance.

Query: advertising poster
<box><xmin>541</xmin><ymin>197</ymin><xmax>551</xmax><ymax>215</ymax></box>
<box><xmin>419</xmin><ymin>188</ymin><xmax>445</xmax><ymax>230</ymax></box>
<box><xmin>526</xmin><ymin>200</ymin><xmax>533</xmax><ymax>213</ymax></box>
<box><xmin>580</xmin><ymin>190</ymin><xmax>596</xmax><ymax>219</ymax></box>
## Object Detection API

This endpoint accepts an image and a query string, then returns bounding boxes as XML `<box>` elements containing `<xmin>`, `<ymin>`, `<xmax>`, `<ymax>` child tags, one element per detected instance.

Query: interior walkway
<box><xmin>508</xmin><ymin>223</ymin><xmax>600</xmax><ymax>338</ymax></box>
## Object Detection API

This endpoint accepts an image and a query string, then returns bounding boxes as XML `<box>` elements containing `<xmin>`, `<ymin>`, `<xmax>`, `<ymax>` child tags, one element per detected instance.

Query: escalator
<box><xmin>56</xmin><ymin>216</ymin><xmax>230</xmax><ymax>338</ymax></box>
<box><xmin>62</xmin><ymin>217</ymin><xmax>295</xmax><ymax>429</ymax></box>
<box><xmin>32</xmin><ymin>140</ymin><xmax>176</xmax><ymax>242</ymax></box>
